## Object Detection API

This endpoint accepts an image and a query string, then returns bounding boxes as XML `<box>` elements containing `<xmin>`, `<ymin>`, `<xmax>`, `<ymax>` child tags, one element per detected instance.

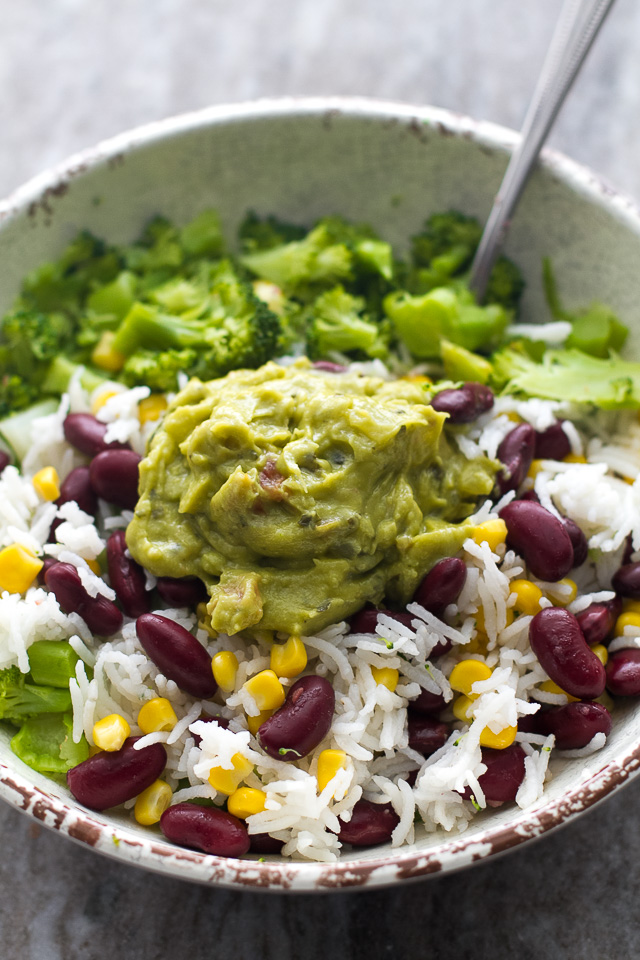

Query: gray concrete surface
<box><xmin>1</xmin><ymin>1</ymin><xmax>640</xmax><ymax>957</ymax></box>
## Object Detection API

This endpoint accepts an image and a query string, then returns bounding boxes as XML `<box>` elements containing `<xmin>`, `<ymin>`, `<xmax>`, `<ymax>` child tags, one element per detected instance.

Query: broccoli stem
<box><xmin>27</xmin><ymin>641</ymin><xmax>80</xmax><ymax>689</ymax></box>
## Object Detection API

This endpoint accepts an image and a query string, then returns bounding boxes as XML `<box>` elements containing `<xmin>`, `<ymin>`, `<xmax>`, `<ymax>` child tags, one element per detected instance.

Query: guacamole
<box><xmin>126</xmin><ymin>360</ymin><xmax>496</xmax><ymax>636</ymax></box>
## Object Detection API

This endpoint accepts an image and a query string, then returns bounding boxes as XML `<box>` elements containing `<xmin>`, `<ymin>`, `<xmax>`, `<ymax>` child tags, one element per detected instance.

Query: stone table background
<box><xmin>1</xmin><ymin>1</ymin><xmax>640</xmax><ymax>956</ymax></box>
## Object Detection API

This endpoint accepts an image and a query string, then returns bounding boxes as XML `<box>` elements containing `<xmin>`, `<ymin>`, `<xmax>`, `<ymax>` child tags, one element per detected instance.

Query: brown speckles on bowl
<box><xmin>2</xmin><ymin>98</ymin><xmax>640</xmax><ymax>890</ymax></box>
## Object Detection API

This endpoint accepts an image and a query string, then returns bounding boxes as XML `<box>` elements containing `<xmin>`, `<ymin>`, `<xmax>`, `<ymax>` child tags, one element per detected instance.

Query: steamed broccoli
<box><xmin>10</xmin><ymin>712</ymin><xmax>88</xmax><ymax>775</ymax></box>
<box><xmin>485</xmin><ymin>256</ymin><xmax>525</xmax><ymax>311</ymax></box>
<box><xmin>0</xmin><ymin>310</ymin><xmax>76</xmax><ymax>414</ymax></box>
<box><xmin>239</xmin><ymin>211</ymin><xmax>307</xmax><ymax>252</ymax></box>
<box><xmin>111</xmin><ymin>260</ymin><xmax>281</xmax><ymax>379</ymax></box>
<box><xmin>18</xmin><ymin>232</ymin><xmax>120</xmax><ymax>315</ymax></box>
<box><xmin>306</xmin><ymin>286</ymin><xmax>390</xmax><ymax>360</ymax></box>
<box><xmin>0</xmin><ymin>665</ymin><xmax>72</xmax><ymax>722</ymax></box>
<box><xmin>122</xmin><ymin>348</ymin><xmax>198</xmax><ymax>392</ymax></box>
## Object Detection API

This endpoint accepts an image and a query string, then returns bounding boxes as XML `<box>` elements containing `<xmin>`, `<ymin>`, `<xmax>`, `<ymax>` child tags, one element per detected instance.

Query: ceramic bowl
<box><xmin>2</xmin><ymin>98</ymin><xmax>640</xmax><ymax>892</ymax></box>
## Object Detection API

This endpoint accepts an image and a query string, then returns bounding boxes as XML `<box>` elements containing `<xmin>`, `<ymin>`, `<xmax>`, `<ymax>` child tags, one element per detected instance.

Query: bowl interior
<box><xmin>2</xmin><ymin>99</ymin><xmax>640</xmax><ymax>891</ymax></box>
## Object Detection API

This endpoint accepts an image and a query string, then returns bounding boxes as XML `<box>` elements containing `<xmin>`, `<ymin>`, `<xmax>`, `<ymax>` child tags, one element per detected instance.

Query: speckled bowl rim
<box><xmin>2</xmin><ymin>97</ymin><xmax>640</xmax><ymax>893</ymax></box>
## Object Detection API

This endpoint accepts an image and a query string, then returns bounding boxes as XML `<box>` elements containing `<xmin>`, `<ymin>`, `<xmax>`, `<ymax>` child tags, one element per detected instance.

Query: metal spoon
<box><xmin>468</xmin><ymin>0</ymin><xmax>616</xmax><ymax>301</ymax></box>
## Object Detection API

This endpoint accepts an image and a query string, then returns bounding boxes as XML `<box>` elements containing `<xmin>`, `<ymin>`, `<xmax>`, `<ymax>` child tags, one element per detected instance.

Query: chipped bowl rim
<box><xmin>2</xmin><ymin>96</ymin><xmax>640</xmax><ymax>892</ymax></box>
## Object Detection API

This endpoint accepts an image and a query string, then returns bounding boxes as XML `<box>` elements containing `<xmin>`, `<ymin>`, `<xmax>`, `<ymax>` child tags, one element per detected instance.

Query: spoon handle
<box><xmin>468</xmin><ymin>0</ymin><xmax>616</xmax><ymax>301</ymax></box>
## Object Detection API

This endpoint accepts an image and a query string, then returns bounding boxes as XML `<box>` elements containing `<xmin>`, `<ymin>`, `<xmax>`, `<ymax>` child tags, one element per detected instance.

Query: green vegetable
<box><xmin>0</xmin><ymin>398</ymin><xmax>59</xmax><ymax>462</ymax></box>
<box><xmin>543</xmin><ymin>258</ymin><xmax>628</xmax><ymax>358</ymax></box>
<box><xmin>111</xmin><ymin>260</ymin><xmax>281</xmax><ymax>379</ymax></box>
<box><xmin>0</xmin><ymin>310</ymin><xmax>75</xmax><ymax>416</ymax></box>
<box><xmin>492</xmin><ymin>342</ymin><xmax>640</xmax><ymax>409</ymax></box>
<box><xmin>122</xmin><ymin>348</ymin><xmax>198</xmax><ymax>392</ymax></box>
<box><xmin>27</xmin><ymin>641</ymin><xmax>79</xmax><ymax>689</ymax></box>
<box><xmin>383</xmin><ymin>286</ymin><xmax>508</xmax><ymax>358</ymax></box>
<box><xmin>10</xmin><ymin>713</ymin><xmax>88</xmax><ymax>775</ymax></box>
<box><xmin>306</xmin><ymin>286</ymin><xmax>390</xmax><ymax>360</ymax></box>
<box><xmin>0</xmin><ymin>665</ymin><xmax>72</xmax><ymax>722</ymax></box>
<box><xmin>441</xmin><ymin>340</ymin><xmax>493</xmax><ymax>383</ymax></box>
<box><xmin>40</xmin><ymin>357</ymin><xmax>107</xmax><ymax>397</ymax></box>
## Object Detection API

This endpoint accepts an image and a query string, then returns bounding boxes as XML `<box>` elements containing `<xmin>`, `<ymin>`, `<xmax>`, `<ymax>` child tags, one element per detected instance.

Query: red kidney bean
<box><xmin>258</xmin><ymin>675</ymin><xmax>335</xmax><ymax>761</ymax></box>
<box><xmin>518</xmin><ymin>489</ymin><xmax>540</xmax><ymax>503</ymax></box>
<box><xmin>471</xmin><ymin>745</ymin><xmax>526</xmax><ymax>804</ymax></box>
<box><xmin>529</xmin><ymin>607</ymin><xmax>606</xmax><ymax>699</ymax></box>
<box><xmin>349</xmin><ymin>607</ymin><xmax>412</xmax><ymax>634</ymax></box>
<box><xmin>106</xmin><ymin>530</ymin><xmax>149</xmax><ymax>618</ymax></box>
<box><xmin>516</xmin><ymin>714</ymin><xmax>540</xmax><ymax>735</ymax></box>
<box><xmin>623</xmin><ymin>535</ymin><xmax>634</xmax><ymax>566</ymax></box>
<box><xmin>160</xmin><ymin>803</ymin><xmax>250</xmax><ymax>857</ymax></box>
<box><xmin>136</xmin><ymin>612</ymin><xmax>216</xmax><ymax>699</ymax></box>
<box><xmin>410</xmin><ymin>688</ymin><xmax>446</xmax><ymax>715</ymax></box>
<box><xmin>534</xmin><ymin>422</ymin><xmax>571</xmax><ymax>461</ymax></box>
<box><xmin>407</xmin><ymin>713</ymin><xmax>449</xmax><ymax>757</ymax></box>
<box><xmin>562</xmin><ymin>516</ymin><xmax>588</xmax><ymax>568</ymax></box>
<box><xmin>58</xmin><ymin>465</ymin><xmax>98</xmax><ymax>516</ymax></box>
<box><xmin>38</xmin><ymin>556</ymin><xmax>59</xmax><ymax>586</ymax></box>
<box><xmin>89</xmin><ymin>449</ymin><xmax>141</xmax><ymax>510</ymax></box>
<box><xmin>536</xmin><ymin>701</ymin><xmax>612</xmax><ymax>749</ymax></box>
<box><xmin>0</xmin><ymin>451</ymin><xmax>11</xmax><ymax>473</ymax></box>
<box><xmin>606</xmin><ymin>649</ymin><xmax>640</xmax><ymax>696</ymax></box>
<box><xmin>576</xmin><ymin>603</ymin><xmax>618</xmax><ymax>646</ymax></box>
<box><xmin>63</xmin><ymin>413</ymin><xmax>129</xmax><ymax>457</ymax></box>
<box><xmin>67</xmin><ymin>737</ymin><xmax>166</xmax><ymax>811</ymax></box>
<box><xmin>430</xmin><ymin>382</ymin><xmax>494</xmax><ymax>424</ymax></box>
<box><xmin>413</xmin><ymin>557</ymin><xmax>467</xmax><ymax>615</ymax></box>
<box><xmin>496</xmin><ymin>423</ymin><xmax>536</xmax><ymax>495</ymax></box>
<box><xmin>404</xmin><ymin>769</ymin><xmax>419</xmax><ymax>788</ymax></box>
<box><xmin>338</xmin><ymin>799</ymin><xmax>399</xmax><ymax>847</ymax></box>
<box><xmin>312</xmin><ymin>361</ymin><xmax>348</xmax><ymax>373</ymax></box>
<box><xmin>156</xmin><ymin>576</ymin><xmax>208</xmax><ymax>608</ymax></box>
<box><xmin>612</xmin><ymin>563</ymin><xmax>640</xmax><ymax>599</ymax></box>
<box><xmin>249</xmin><ymin>833</ymin><xmax>285</xmax><ymax>855</ymax></box>
<box><xmin>47</xmin><ymin>517</ymin><xmax>63</xmax><ymax>545</ymax></box>
<box><xmin>499</xmin><ymin>500</ymin><xmax>574</xmax><ymax>581</ymax></box>
<box><xmin>45</xmin><ymin>561</ymin><xmax>123</xmax><ymax>636</ymax></box>
<box><xmin>192</xmin><ymin>714</ymin><xmax>229</xmax><ymax>746</ymax></box>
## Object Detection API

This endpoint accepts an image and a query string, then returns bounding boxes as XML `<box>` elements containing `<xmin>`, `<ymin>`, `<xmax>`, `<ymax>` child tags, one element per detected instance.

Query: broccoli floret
<box><xmin>484</xmin><ymin>256</ymin><xmax>525</xmax><ymax>311</ymax></box>
<box><xmin>0</xmin><ymin>665</ymin><xmax>72</xmax><ymax>722</ymax></box>
<box><xmin>241</xmin><ymin>220</ymin><xmax>353</xmax><ymax>294</ymax></box>
<box><xmin>411</xmin><ymin>211</ymin><xmax>482</xmax><ymax>277</ymax></box>
<box><xmin>18</xmin><ymin>232</ymin><xmax>120</xmax><ymax>314</ymax></box>
<box><xmin>0</xmin><ymin>375</ymin><xmax>40</xmax><ymax>419</ymax></box>
<box><xmin>239</xmin><ymin>211</ymin><xmax>307</xmax><ymax>252</ymax></box>
<box><xmin>491</xmin><ymin>341</ymin><xmax>640</xmax><ymax>409</ymax></box>
<box><xmin>112</xmin><ymin>260</ymin><xmax>281</xmax><ymax>378</ymax></box>
<box><xmin>122</xmin><ymin>348</ymin><xmax>197</xmax><ymax>392</ymax></box>
<box><xmin>305</xmin><ymin>286</ymin><xmax>390</xmax><ymax>360</ymax></box>
<box><xmin>0</xmin><ymin>309</ymin><xmax>76</xmax><ymax>413</ymax></box>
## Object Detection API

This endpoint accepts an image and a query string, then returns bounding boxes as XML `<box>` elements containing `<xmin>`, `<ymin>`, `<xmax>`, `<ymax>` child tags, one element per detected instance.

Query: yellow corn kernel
<box><xmin>227</xmin><ymin>786</ymin><xmax>267</xmax><ymax>819</ymax></box>
<box><xmin>243</xmin><ymin>670</ymin><xmax>285</xmax><ymax>712</ymax></box>
<box><xmin>466</xmin><ymin>631</ymin><xmax>489</xmax><ymax>655</ymax></box>
<box><xmin>88</xmin><ymin>744</ymin><xmax>103</xmax><ymax>758</ymax></box>
<box><xmin>549</xmin><ymin>578</ymin><xmax>578</xmax><ymax>607</ymax></box>
<box><xmin>449</xmin><ymin>660</ymin><xmax>493</xmax><ymax>697</ymax></box>
<box><xmin>86</xmin><ymin>558</ymin><xmax>101</xmax><ymax>576</ymax></box>
<box><xmin>595</xmin><ymin>690</ymin><xmax>615</xmax><ymax>711</ymax></box>
<box><xmin>317</xmin><ymin>749</ymin><xmax>347</xmax><ymax>793</ymax></box>
<box><xmin>246</xmin><ymin>709</ymin><xmax>273</xmax><ymax>736</ymax></box>
<box><xmin>91</xmin><ymin>387</ymin><xmax>120</xmax><ymax>415</ymax></box>
<box><xmin>564</xmin><ymin>453</ymin><xmax>587</xmax><ymax>464</ymax></box>
<box><xmin>212</xmin><ymin>651</ymin><xmax>239</xmax><ymax>693</ymax></box>
<box><xmin>452</xmin><ymin>694</ymin><xmax>475</xmax><ymax>722</ymax></box>
<box><xmin>505</xmin><ymin>412</ymin><xmax>522</xmax><ymax>423</ymax></box>
<box><xmin>615</xmin><ymin>612</ymin><xmax>640</xmax><ymax>635</ymax></box>
<box><xmin>371</xmin><ymin>666</ymin><xmax>399</xmax><ymax>692</ymax></box>
<box><xmin>472</xmin><ymin>519</ymin><xmax>508</xmax><ymax>553</ymax></box>
<box><xmin>134</xmin><ymin>779</ymin><xmax>173</xmax><ymax>825</ymax></box>
<box><xmin>509</xmin><ymin>579</ymin><xmax>544</xmax><ymax>617</ymax></box>
<box><xmin>137</xmin><ymin>697</ymin><xmax>178</xmax><ymax>734</ymax></box>
<box><xmin>32</xmin><ymin>466</ymin><xmax>60</xmax><ymax>501</ymax></box>
<box><xmin>538</xmin><ymin>679</ymin><xmax>579</xmax><ymax>703</ymax></box>
<box><xmin>591</xmin><ymin>644</ymin><xmax>609</xmax><ymax>666</ymax></box>
<box><xmin>138</xmin><ymin>394</ymin><xmax>168</xmax><ymax>426</ymax></box>
<box><xmin>402</xmin><ymin>374</ymin><xmax>432</xmax><ymax>384</ymax></box>
<box><xmin>527</xmin><ymin>459</ymin><xmax>546</xmax><ymax>481</ymax></box>
<box><xmin>270</xmin><ymin>637</ymin><xmax>308</xmax><ymax>679</ymax></box>
<box><xmin>479</xmin><ymin>724</ymin><xmax>517</xmax><ymax>749</ymax></box>
<box><xmin>622</xmin><ymin>599</ymin><xmax>640</xmax><ymax>615</ymax></box>
<box><xmin>91</xmin><ymin>331</ymin><xmax>126</xmax><ymax>373</ymax></box>
<box><xmin>0</xmin><ymin>543</ymin><xmax>43</xmax><ymax>594</ymax></box>
<box><xmin>92</xmin><ymin>713</ymin><xmax>131</xmax><ymax>752</ymax></box>
<box><xmin>208</xmin><ymin>752</ymin><xmax>254</xmax><ymax>795</ymax></box>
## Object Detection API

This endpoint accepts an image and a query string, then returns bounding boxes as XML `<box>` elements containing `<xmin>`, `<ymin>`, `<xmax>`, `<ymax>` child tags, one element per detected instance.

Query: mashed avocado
<box><xmin>126</xmin><ymin>360</ymin><xmax>496</xmax><ymax>636</ymax></box>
